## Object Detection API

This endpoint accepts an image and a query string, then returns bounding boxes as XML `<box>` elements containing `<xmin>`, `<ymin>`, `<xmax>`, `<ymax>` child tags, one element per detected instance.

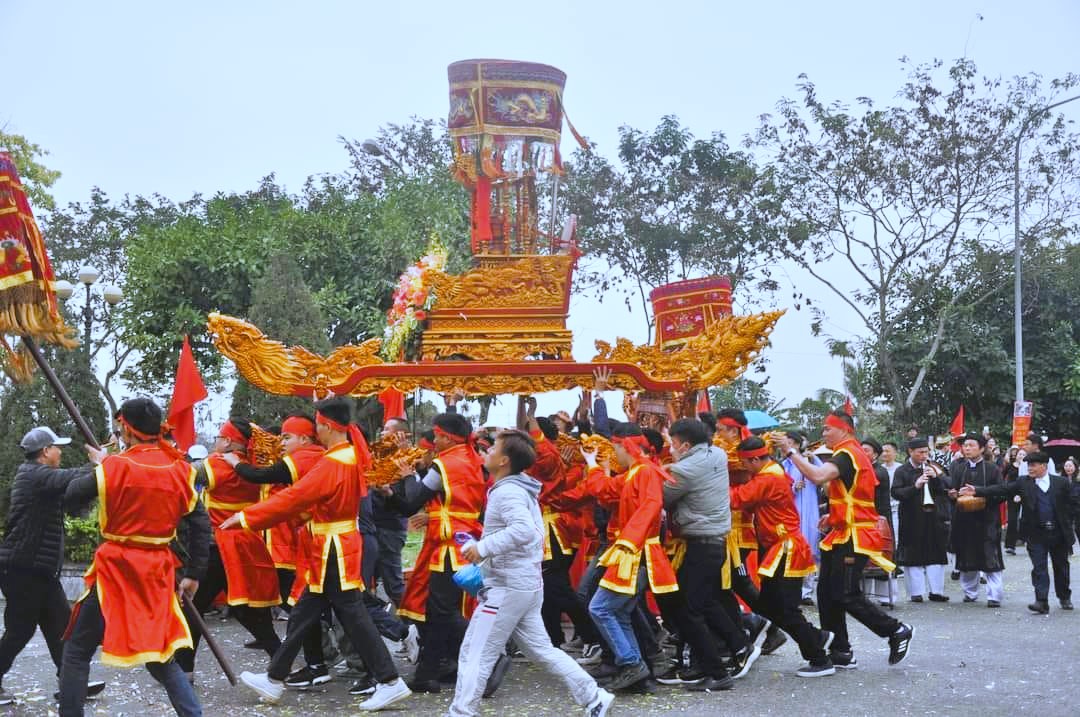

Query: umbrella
<box><xmin>744</xmin><ymin>409</ymin><xmax>779</xmax><ymax>430</ymax></box>
<box><xmin>1044</xmin><ymin>439</ymin><xmax>1080</xmax><ymax>465</ymax></box>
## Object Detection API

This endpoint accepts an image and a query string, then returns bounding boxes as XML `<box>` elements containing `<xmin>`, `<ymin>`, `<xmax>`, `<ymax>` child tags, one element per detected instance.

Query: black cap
<box><xmin>907</xmin><ymin>438</ymin><xmax>929</xmax><ymax>450</ymax></box>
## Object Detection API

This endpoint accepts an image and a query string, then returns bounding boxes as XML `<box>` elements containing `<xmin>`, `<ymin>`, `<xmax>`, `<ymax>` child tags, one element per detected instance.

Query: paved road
<box><xmin>2</xmin><ymin>550</ymin><xmax>1078</xmax><ymax>716</ymax></box>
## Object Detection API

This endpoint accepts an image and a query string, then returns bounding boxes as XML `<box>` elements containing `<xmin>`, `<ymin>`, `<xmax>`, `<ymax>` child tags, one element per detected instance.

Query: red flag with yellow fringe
<box><xmin>0</xmin><ymin>151</ymin><xmax>76</xmax><ymax>380</ymax></box>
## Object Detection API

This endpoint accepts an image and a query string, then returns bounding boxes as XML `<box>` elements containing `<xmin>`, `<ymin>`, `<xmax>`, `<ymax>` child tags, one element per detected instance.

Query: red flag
<box><xmin>843</xmin><ymin>396</ymin><xmax>854</xmax><ymax>416</ymax></box>
<box><xmin>378</xmin><ymin>388</ymin><xmax>406</xmax><ymax>421</ymax></box>
<box><xmin>167</xmin><ymin>336</ymin><xmax>208</xmax><ymax>452</ymax></box>
<box><xmin>696</xmin><ymin>390</ymin><xmax>711</xmax><ymax>415</ymax></box>
<box><xmin>949</xmin><ymin>405</ymin><xmax>965</xmax><ymax>438</ymax></box>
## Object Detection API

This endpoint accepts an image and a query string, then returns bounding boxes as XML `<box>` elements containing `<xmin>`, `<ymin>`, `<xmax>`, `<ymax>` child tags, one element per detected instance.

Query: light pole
<box><xmin>1013</xmin><ymin>94</ymin><xmax>1080</xmax><ymax>402</ymax></box>
<box><xmin>361</xmin><ymin>139</ymin><xmax>405</xmax><ymax>172</ymax></box>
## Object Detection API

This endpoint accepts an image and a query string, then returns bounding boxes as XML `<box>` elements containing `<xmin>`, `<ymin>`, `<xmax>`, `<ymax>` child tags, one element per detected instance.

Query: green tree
<box><xmin>562</xmin><ymin>116</ymin><xmax>782</xmax><ymax>339</ymax></box>
<box><xmin>230</xmin><ymin>252</ymin><xmax>332</xmax><ymax>424</ymax></box>
<box><xmin>0</xmin><ymin>309</ymin><xmax>108</xmax><ymax>525</ymax></box>
<box><xmin>755</xmin><ymin>59</ymin><xmax>1080</xmax><ymax>424</ymax></box>
<box><xmin>0</xmin><ymin>129</ymin><xmax>61</xmax><ymax>211</ymax></box>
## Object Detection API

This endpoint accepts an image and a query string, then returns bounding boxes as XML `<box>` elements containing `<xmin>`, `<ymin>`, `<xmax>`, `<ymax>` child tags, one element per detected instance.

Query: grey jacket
<box><xmin>475</xmin><ymin>472</ymin><xmax>544</xmax><ymax>591</ymax></box>
<box><xmin>663</xmin><ymin>442</ymin><xmax>731</xmax><ymax>538</ymax></box>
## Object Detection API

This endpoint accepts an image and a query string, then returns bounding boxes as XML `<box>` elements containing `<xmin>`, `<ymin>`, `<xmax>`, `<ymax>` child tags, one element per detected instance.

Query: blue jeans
<box><xmin>587</xmin><ymin>566</ymin><xmax>647</xmax><ymax>666</ymax></box>
<box><xmin>60</xmin><ymin>589</ymin><xmax>201</xmax><ymax>717</ymax></box>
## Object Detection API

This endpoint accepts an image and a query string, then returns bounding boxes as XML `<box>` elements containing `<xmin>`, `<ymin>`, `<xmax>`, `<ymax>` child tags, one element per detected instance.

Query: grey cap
<box><xmin>20</xmin><ymin>426</ymin><xmax>72</xmax><ymax>452</ymax></box>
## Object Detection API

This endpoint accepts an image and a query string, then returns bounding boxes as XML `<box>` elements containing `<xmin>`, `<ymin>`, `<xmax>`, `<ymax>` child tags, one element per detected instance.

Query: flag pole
<box><xmin>21</xmin><ymin>336</ymin><xmax>237</xmax><ymax>685</ymax></box>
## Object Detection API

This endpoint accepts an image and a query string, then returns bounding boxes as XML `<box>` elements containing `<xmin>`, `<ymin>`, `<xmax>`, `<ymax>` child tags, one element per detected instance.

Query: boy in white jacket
<box><xmin>448</xmin><ymin>429</ymin><xmax>614</xmax><ymax>717</ymax></box>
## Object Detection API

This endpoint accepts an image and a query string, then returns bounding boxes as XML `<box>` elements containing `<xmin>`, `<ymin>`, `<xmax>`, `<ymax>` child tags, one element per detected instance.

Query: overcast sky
<box><xmin>2</xmin><ymin>0</ymin><xmax>1076</xmax><ymax>430</ymax></box>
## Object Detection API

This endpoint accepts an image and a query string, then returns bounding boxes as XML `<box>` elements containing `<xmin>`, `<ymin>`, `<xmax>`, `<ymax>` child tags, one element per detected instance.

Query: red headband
<box><xmin>418</xmin><ymin>436</ymin><xmax>435</xmax><ymax>451</ymax></box>
<box><xmin>281</xmin><ymin>416</ymin><xmax>316</xmax><ymax>439</ymax></box>
<box><xmin>719</xmin><ymin>416</ymin><xmax>751</xmax><ymax>440</ymax></box>
<box><xmin>433</xmin><ymin>425</ymin><xmax>467</xmax><ymax>444</ymax></box>
<box><xmin>737</xmin><ymin>446</ymin><xmax>770</xmax><ymax>459</ymax></box>
<box><xmin>316</xmin><ymin>411</ymin><xmax>372</xmax><ymax>471</ymax></box>
<box><xmin>219</xmin><ymin>421</ymin><xmax>248</xmax><ymax>446</ymax></box>
<box><xmin>119</xmin><ymin>416</ymin><xmax>184</xmax><ymax>461</ymax></box>
<box><xmin>824</xmin><ymin>414</ymin><xmax>853</xmax><ymax>432</ymax></box>
<box><xmin>613</xmin><ymin>434</ymin><xmax>651</xmax><ymax>459</ymax></box>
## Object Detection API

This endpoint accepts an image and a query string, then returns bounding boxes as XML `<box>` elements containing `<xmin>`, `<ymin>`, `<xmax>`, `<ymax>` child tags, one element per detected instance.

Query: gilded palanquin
<box><xmin>208</xmin><ymin>60</ymin><xmax>783</xmax><ymax>401</ymax></box>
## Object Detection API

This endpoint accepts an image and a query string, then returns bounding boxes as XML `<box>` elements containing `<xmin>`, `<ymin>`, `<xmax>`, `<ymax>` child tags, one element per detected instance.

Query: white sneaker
<box><xmin>584</xmin><ymin>687</ymin><xmax>614</xmax><ymax>717</ymax></box>
<box><xmin>402</xmin><ymin>624</ymin><xmax>420</xmax><ymax>664</ymax></box>
<box><xmin>240</xmin><ymin>671</ymin><xmax>284</xmax><ymax>704</ymax></box>
<box><xmin>359</xmin><ymin>678</ymin><xmax>411</xmax><ymax>711</ymax></box>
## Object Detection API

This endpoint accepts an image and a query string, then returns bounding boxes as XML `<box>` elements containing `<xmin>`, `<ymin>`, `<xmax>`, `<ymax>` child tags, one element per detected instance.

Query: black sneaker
<box><xmin>617</xmin><ymin>677</ymin><xmax>659</xmax><ymax>695</ymax></box>
<box><xmin>761</xmin><ymin>625</ymin><xmax>787</xmax><ymax>655</ymax></box>
<box><xmin>888</xmin><ymin>624</ymin><xmax>913</xmax><ymax>665</ymax></box>
<box><xmin>404</xmin><ymin>678</ymin><xmax>441</xmax><ymax>694</ymax></box>
<box><xmin>655</xmin><ymin>664</ymin><xmax>685</xmax><ymax>686</ymax></box>
<box><xmin>796</xmin><ymin>661</ymin><xmax>836</xmax><ymax>678</ymax></box>
<box><xmin>605</xmin><ymin>661</ymin><xmax>650</xmax><ymax>691</ymax></box>
<box><xmin>482</xmin><ymin>653</ymin><xmax>511</xmax><ymax>698</ymax></box>
<box><xmin>928</xmin><ymin>593</ymin><xmax>950</xmax><ymax>603</ymax></box>
<box><xmin>348</xmin><ymin>676</ymin><xmax>376</xmax><ymax>696</ymax></box>
<box><xmin>1061</xmin><ymin>599</ymin><xmax>1074</xmax><ymax>610</ymax></box>
<box><xmin>950</xmin><ymin>570</ymin><xmax>961</xmax><ymax>580</ymax></box>
<box><xmin>52</xmin><ymin>681</ymin><xmax>106</xmax><ymax>702</ymax></box>
<box><xmin>684</xmin><ymin>674</ymin><xmax>734</xmax><ymax>692</ymax></box>
<box><xmin>729</xmin><ymin>645</ymin><xmax>761</xmax><ymax>679</ymax></box>
<box><xmin>910</xmin><ymin>595</ymin><xmax>924</xmax><ymax>603</ymax></box>
<box><xmin>285</xmin><ymin>664</ymin><xmax>330</xmax><ymax>689</ymax></box>
<box><xmin>746</xmin><ymin>615</ymin><xmax>771</xmax><ymax>647</ymax></box>
<box><xmin>1028</xmin><ymin>601</ymin><xmax>1050</xmax><ymax>614</ymax></box>
<box><xmin>1005</xmin><ymin>548</ymin><xmax>1016</xmax><ymax>555</ymax></box>
<box><xmin>830</xmin><ymin>650</ymin><xmax>858</xmax><ymax>669</ymax></box>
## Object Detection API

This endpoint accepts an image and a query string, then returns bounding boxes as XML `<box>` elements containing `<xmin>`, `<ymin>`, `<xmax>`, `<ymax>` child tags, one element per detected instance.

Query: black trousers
<box><xmin>414</xmin><ymin>554</ymin><xmax>468</xmax><ymax>679</ymax></box>
<box><xmin>541</xmin><ymin>536</ymin><xmax>597</xmax><ymax>646</ymax></box>
<box><xmin>59</xmin><ymin>589</ymin><xmax>201</xmax><ymax>717</ymax></box>
<box><xmin>174</xmin><ymin>547</ymin><xmax>280</xmax><ymax>673</ymax></box>
<box><xmin>817</xmin><ymin>541</ymin><xmax>900</xmax><ymax>653</ymax></box>
<box><xmin>1027</xmin><ymin>530</ymin><xmax>1071</xmax><ymax>602</ymax></box>
<box><xmin>0</xmin><ymin>570</ymin><xmax>70</xmax><ymax>678</ymax></box>
<box><xmin>269</xmin><ymin>545</ymin><xmax>397</xmax><ymax>683</ymax></box>
<box><xmin>655</xmin><ymin>538</ymin><xmax>742</xmax><ymax>678</ymax></box>
<box><xmin>1005</xmin><ymin>501</ymin><xmax>1021</xmax><ymax>549</ymax></box>
<box><xmin>756</xmin><ymin>555</ymin><xmax>827</xmax><ymax>665</ymax></box>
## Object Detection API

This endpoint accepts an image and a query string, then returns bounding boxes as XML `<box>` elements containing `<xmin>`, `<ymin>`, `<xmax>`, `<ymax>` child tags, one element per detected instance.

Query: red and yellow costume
<box><xmin>240</xmin><ymin>442</ymin><xmax>367</xmax><ymax>593</ymax></box>
<box><xmin>530</xmin><ymin>432</ymin><xmax>577</xmax><ymax>560</ymax></box>
<box><xmin>593</xmin><ymin>452</ymin><xmax>678</xmax><ymax>596</ymax></box>
<box><xmin>398</xmin><ymin>442</ymin><xmax>486</xmax><ymax>622</ymax></box>
<box><xmin>820</xmin><ymin>435</ymin><xmax>895</xmax><ymax>571</ymax></box>
<box><xmin>80</xmin><ymin>445</ymin><xmax>198</xmax><ymax>666</ymax></box>
<box><xmin>730</xmin><ymin>460</ymin><xmax>816</xmax><ymax>578</ymax></box>
<box><xmin>204</xmin><ymin>453</ymin><xmax>281</xmax><ymax>607</ymax></box>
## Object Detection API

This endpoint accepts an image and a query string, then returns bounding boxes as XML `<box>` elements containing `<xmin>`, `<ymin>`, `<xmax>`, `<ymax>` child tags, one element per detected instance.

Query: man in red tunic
<box><xmin>584</xmin><ymin>423</ymin><xmax>678</xmax><ymax>693</ymax></box>
<box><xmin>59</xmin><ymin>398</ymin><xmax>208</xmax><ymax>717</ymax></box>
<box><xmin>175</xmin><ymin>418</ymin><xmax>281</xmax><ymax>676</ymax></box>
<box><xmin>784</xmin><ymin>410</ymin><xmax>913</xmax><ymax>668</ymax></box>
<box><xmin>221</xmin><ymin>398</ymin><xmax>411</xmax><ymax>711</ymax></box>
<box><xmin>222</xmin><ymin>415</ymin><xmax>330</xmax><ymax>688</ymax></box>
<box><xmin>732</xmin><ymin>436</ymin><xmax>834</xmax><ymax>678</ymax></box>
<box><xmin>392</xmin><ymin>412</ymin><xmax>487</xmax><ymax>693</ymax></box>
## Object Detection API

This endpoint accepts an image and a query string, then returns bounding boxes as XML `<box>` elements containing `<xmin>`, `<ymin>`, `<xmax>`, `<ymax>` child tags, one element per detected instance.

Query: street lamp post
<box><xmin>1013</xmin><ymin>94</ymin><xmax>1080</xmax><ymax>402</ymax></box>
<box><xmin>361</xmin><ymin>139</ymin><xmax>405</xmax><ymax>172</ymax></box>
<box><xmin>77</xmin><ymin>265</ymin><xmax>100</xmax><ymax>350</ymax></box>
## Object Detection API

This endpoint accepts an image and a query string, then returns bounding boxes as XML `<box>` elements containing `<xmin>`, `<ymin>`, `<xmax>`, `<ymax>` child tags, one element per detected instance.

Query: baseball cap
<box><xmin>20</xmin><ymin>426</ymin><xmax>72</xmax><ymax>452</ymax></box>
